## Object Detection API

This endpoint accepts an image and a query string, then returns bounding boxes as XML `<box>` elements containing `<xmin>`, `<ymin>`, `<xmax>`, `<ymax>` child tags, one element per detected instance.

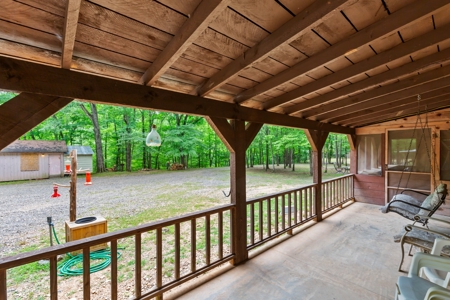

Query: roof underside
<box><xmin>1</xmin><ymin>0</ymin><xmax>450</xmax><ymax>131</ymax></box>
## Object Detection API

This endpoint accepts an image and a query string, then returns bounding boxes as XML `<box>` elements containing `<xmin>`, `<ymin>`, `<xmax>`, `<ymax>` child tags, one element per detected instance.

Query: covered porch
<box><xmin>176</xmin><ymin>202</ymin><xmax>403</xmax><ymax>300</ymax></box>
<box><xmin>1</xmin><ymin>0</ymin><xmax>450</xmax><ymax>299</ymax></box>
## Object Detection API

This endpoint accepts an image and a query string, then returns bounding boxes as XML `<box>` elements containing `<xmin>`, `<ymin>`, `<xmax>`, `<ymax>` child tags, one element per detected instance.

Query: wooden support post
<box><xmin>306</xmin><ymin>130</ymin><xmax>329</xmax><ymax>222</ymax></box>
<box><xmin>70</xmin><ymin>149</ymin><xmax>77</xmax><ymax>222</ymax></box>
<box><xmin>0</xmin><ymin>269</ymin><xmax>6</xmax><ymax>300</ymax></box>
<box><xmin>205</xmin><ymin>117</ymin><xmax>263</xmax><ymax>265</ymax></box>
<box><xmin>230</xmin><ymin>119</ymin><xmax>247</xmax><ymax>265</ymax></box>
<box><xmin>347</xmin><ymin>134</ymin><xmax>357</xmax><ymax>175</ymax></box>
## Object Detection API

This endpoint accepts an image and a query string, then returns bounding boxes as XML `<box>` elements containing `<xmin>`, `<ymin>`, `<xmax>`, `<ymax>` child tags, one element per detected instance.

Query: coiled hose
<box><xmin>51</xmin><ymin>225</ymin><xmax>122</xmax><ymax>276</ymax></box>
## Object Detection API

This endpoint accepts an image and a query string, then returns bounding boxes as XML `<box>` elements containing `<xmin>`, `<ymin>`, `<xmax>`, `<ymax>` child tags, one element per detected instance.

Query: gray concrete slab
<box><xmin>175</xmin><ymin>203</ymin><xmax>414</xmax><ymax>300</ymax></box>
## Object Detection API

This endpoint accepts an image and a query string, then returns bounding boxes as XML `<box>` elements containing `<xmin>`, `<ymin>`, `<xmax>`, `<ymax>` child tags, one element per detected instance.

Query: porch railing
<box><xmin>0</xmin><ymin>204</ymin><xmax>234</xmax><ymax>300</ymax></box>
<box><xmin>0</xmin><ymin>175</ymin><xmax>354</xmax><ymax>299</ymax></box>
<box><xmin>246</xmin><ymin>174</ymin><xmax>354</xmax><ymax>249</ymax></box>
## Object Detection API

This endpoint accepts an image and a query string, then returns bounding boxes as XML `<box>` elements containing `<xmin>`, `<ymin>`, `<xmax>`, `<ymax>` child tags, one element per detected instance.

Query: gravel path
<box><xmin>0</xmin><ymin>168</ymin><xmax>236</xmax><ymax>256</ymax></box>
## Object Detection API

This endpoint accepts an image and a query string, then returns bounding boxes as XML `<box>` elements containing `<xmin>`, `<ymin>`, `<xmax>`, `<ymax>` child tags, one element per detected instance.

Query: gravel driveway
<box><xmin>0</xmin><ymin>168</ymin><xmax>234</xmax><ymax>256</ymax></box>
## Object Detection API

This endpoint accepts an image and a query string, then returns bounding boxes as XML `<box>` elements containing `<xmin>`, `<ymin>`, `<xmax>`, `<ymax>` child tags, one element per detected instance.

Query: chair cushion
<box><xmin>418</xmin><ymin>183</ymin><xmax>447</xmax><ymax>215</ymax></box>
<box><xmin>397</xmin><ymin>275</ymin><xmax>447</xmax><ymax>300</ymax></box>
<box><xmin>380</xmin><ymin>194</ymin><xmax>422</xmax><ymax>218</ymax></box>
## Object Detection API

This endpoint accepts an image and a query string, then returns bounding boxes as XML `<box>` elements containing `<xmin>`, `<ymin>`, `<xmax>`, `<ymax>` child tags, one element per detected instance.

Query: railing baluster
<box><xmin>250</xmin><ymin>203</ymin><xmax>255</xmax><ymax>245</ymax></box>
<box><xmin>299</xmin><ymin>190</ymin><xmax>303</xmax><ymax>222</ymax></box>
<box><xmin>50</xmin><ymin>255</ymin><xmax>57</xmax><ymax>300</ymax></box>
<box><xmin>282</xmin><ymin>194</ymin><xmax>286</xmax><ymax>230</ymax></box>
<box><xmin>0</xmin><ymin>269</ymin><xmax>5</xmax><ymax>300</ymax></box>
<box><xmin>275</xmin><ymin>196</ymin><xmax>279</xmax><ymax>233</ymax></box>
<box><xmin>267</xmin><ymin>198</ymin><xmax>271</xmax><ymax>237</ymax></box>
<box><xmin>111</xmin><ymin>239</ymin><xmax>118</xmax><ymax>300</ymax></box>
<box><xmin>288</xmin><ymin>193</ymin><xmax>292</xmax><ymax>228</ymax></box>
<box><xmin>175</xmin><ymin>223</ymin><xmax>180</xmax><ymax>279</ymax></box>
<box><xmin>259</xmin><ymin>200</ymin><xmax>263</xmax><ymax>241</ymax></box>
<box><xmin>191</xmin><ymin>219</ymin><xmax>196</xmax><ymax>273</ymax></box>
<box><xmin>294</xmin><ymin>191</ymin><xmax>297</xmax><ymax>225</ymax></box>
<box><xmin>218</xmin><ymin>212</ymin><xmax>223</xmax><ymax>260</ymax></box>
<box><xmin>135</xmin><ymin>233</ymin><xmax>141</xmax><ymax>298</ymax></box>
<box><xmin>156</xmin><ymin>228</ymin><xmax>163</xmax><ymax>300</ymax></box>
<box><xmin>83</xmin><ymin>247</ymin><xmax>90</xmax><ymax>300</ymax></box>
<box><xmin>206</xmin><ymin>215</ymin><xmax>211</xmax><ymax>265</ymax></box>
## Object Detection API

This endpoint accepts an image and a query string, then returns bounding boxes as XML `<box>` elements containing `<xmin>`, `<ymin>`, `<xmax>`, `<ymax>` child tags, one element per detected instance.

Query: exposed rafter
<box><xmin>197</xmin><ymin>0</ymin><xmax>350</xmax><ymax>97</ymax></box>
<box><xmin>236</xmin><ymin>0</ymin><xmax>450</xmax><ymax>105</ymax></box>
<box><xmin>0</xmin><ymin>56</ymin><xmax>354</xmax><ymax>134</ymax></box>
<box><xmin>262</xmin><ymin>23</ymin><xmax>450</xmax><ymax>111</ymax></box>
<box><xmin>321</xmin><ymin>78</ymin><xmax>450</xmax><ymax>123</ymax></box>
<box><xmin>345</xmin><ymin>95</ymin><xmax>450</xmax><ymax>127</ymax></box>
<box><xmin>284</xmin><ymin>47</ymin><xmax>450</xmax><ymax>115</ymax></box>
<box><xmin>138</xmin><ymin>0</ymin><xmax>230</xmax><ymax>86</ymax></box>
<box><xmin>61</xmin><ymin>0</ymin><xmax>82</xmax><ymax>69</ymax></box>
<box><xmin>0</xmin><ymin>93</ymin><xmax>72</xmax><ymax>149</ymax></box>
<box><xmin>300</xmin><ymin>65</ymin><xmax>450</xmax><ymax>118</ymax></box>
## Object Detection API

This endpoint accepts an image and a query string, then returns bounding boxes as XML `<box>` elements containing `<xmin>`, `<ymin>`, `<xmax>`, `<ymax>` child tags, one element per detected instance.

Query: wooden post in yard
<box><xmin>70</xmin><ymin>149</ymin><xmax>77</xmax><ymax>222</ymax></box>
<box><xmin>306</xmin><ymin>130</ymin><xmax>329</xmax><ymax>222</ymax></box>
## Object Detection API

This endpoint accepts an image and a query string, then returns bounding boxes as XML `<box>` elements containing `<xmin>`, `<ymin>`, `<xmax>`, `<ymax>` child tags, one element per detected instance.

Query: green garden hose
<box><xmin>51</xmin><ymin>225</ymin><xmax>122</xmax><ymax>276</ymax></box>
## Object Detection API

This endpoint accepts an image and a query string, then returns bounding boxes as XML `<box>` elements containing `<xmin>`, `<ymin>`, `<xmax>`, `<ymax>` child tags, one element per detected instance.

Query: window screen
<box><xmin>357</xmin><ymin>134</ymin><xmax>381</xmax><ymax>176</ymax></box>
<box><xmin>440</xmin><ymin>130</ymin><xmax>450</xmax><ymax>180</ymax></box>
<box><xmin>388</xmin><ymin>129</ymin><xmax>431</xmax><ymax>173</ymax></box>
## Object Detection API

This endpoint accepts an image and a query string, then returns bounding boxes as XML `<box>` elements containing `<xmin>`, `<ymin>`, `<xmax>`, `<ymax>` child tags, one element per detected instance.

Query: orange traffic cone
<box><xmin>85</xmin><ymin>171</ymin><xmax>92</xmax><ymax>185</ymax></box>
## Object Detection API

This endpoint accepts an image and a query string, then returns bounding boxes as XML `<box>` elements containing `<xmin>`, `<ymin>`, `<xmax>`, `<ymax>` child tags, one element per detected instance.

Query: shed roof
<box><xmin>0</xmin><ymin>0</ymin><xmax>450</xmax><ymax>135</ymax></box>
<box><xmin>0</xmin><ymin>140</ymin><xmax>68</xmax><ymax>153</ymax></box>
<box><xmin>67</xmin><ymin>145</ymin><xmax>94</xmax><ymax>155</ymax></box>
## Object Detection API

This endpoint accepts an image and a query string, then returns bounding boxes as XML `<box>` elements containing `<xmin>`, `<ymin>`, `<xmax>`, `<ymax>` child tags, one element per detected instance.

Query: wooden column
<box><xmin>347</xmin><ymin>134</ymin><xmax>357</xmax><ymax>174</ymax></box>
<box><xmin>306</xmin><ymin>130</ymin><xmax>329</xmax><ymax>222</ymax></box>
<box><xmin>206</xmin><ymin>117</ymin><xmax>263</xmax><ymax>265</ymax></box>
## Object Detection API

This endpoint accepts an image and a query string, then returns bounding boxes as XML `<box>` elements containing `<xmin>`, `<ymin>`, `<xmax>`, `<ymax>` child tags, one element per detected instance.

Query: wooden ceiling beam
<box><xmin>0</xmin><ymin>56</ymin><xmax>354</xmax><ymax>134</ymax></box>
<box><xmin>262</xmin><ymin>23</ymin><xmax>450</xmax><ymax>111</ymax></box>
<box><xmin>322</xmin><ymin>78</ymin><xmax>450</xmax><ymax>123</ymax></box>
<box><xmin>139</xmin><ymin>0</ymin><xmax>230</xmax><ymax>86</ymax></box>
<box><xmin>300</xmin><ymin>64</ymin><xmax>450</xmax><ymax>119</ymax></box>
<box><xmin>61</xmin><ymin>0</ymin><xmax>82</xmax><ymax>69</ymax></box>
<box><xmin>0</xmin><ymin>93</ymin><xmax>72</xmax><ymax>150</ymax></box>
<box><xmin>284</xmin><ymin>47</ymin><xmax>450</xmax><ymax>115</ymax></box>
<box><xmin>345</xmin><ymin>95</ymin><xmax>450</xmax><ymax>127</ymax></box>
<box><xmin>197</xmin><ymin>0</ymin><xmax>350</xmax><ymax>97</ymax></box>
<box><xmin>205</xmin><ymin>116</ymin><xmax>235</xmax><ymax>152</ymax></box>
<box><xmin>236</xmin><ymin>0</ymin><xmax>450</xmax><ymax>105</ymax></box>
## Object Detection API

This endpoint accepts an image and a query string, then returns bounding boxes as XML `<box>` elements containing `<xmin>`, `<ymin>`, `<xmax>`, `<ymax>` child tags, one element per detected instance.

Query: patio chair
<box><xmin>421</xmin><ymin>238</ymin><xmax>450</xmax><ymax>288</ymax></box>
<box><xmin>394</xmin><ymin>215</ymin><xmax>450</xmax><ymax>272</ymax></box>
<box><xmin>395</xmin><ymin>252</ymin><xmax>450</xmax><ymax>300</ymax></box>
<box><xmin>380</xmin><ymin>183</ymin><xmax>448</xmax><ymax>225</ymax></box>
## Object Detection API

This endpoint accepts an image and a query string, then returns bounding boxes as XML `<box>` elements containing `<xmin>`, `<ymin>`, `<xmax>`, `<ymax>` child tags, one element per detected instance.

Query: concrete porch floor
<box><xmin>175</xmin><ymin>202</ymin><xmax>417</xmax><ymax>300</ymax></box>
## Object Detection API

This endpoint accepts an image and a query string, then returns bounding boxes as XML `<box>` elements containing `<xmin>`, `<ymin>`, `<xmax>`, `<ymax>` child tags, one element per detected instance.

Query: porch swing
<box><xmin>380</xmin><ymin>95</ymin><xmax>448</xmax><ymax>225</ymax></box>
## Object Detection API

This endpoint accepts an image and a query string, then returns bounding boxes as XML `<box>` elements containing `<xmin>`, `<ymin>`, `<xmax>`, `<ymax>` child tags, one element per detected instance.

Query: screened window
<box><xmin>357</xmin><ymin>134</ymin><xmax>381</xmax><ymax>176</ymax></box>
<box><xmin>388</xmin><ymin>129</ymin><xmax>431</xmax><ymax>173</ymax></box>
<box><xmin>440</xmin><ymin>130</ymin><xmax>450</xmax><ymax>180</ymax></box>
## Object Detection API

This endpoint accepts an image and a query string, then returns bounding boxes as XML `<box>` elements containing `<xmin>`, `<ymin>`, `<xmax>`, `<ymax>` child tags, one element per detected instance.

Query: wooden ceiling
<box><xmin>1</xmin><ymin>0</ymin><xmax>450</xmax><ymax>135</ymax></box>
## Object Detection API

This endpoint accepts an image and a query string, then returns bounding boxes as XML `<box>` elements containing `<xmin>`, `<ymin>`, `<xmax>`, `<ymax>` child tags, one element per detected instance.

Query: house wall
<box><xmin>0</xmin><ymin>153</ymin><xmax>49</xmax><ymax>182</ymax></box>
<box><xmin>356</xmin><ymin>108</ymin><xmax>450</xmax><ymax>217</ymax></box>
<box><xmin>64</xmin><ymin>154</ymin><xmax>93</xmax><ymax>173</ymax></box>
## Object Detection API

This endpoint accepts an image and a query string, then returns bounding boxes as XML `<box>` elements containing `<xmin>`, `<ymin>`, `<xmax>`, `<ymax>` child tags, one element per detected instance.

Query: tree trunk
<box><xmin>79</xmin><ymin>103</ymin><xmax>105</xmax><ymax>172</ymax></box>
<box><xmin>123</xmin><ymin>112</ymin><xmax>132</xmax><ymax>172</ymax></box>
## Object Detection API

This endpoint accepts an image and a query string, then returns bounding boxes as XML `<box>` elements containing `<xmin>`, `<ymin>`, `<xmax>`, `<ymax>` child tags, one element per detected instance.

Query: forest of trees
<box><xmin>0</xmin><ymin>92</ymin><xmax>350</xmax><ymax>173</ymax></box>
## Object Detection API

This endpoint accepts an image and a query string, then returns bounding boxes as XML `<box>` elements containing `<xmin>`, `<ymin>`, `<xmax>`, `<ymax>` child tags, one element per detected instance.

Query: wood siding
<box><xmin>65</xmin><ymin>154</ymin><xmax>92</xmax><ymax>173</ymax></box>
<box><xmin>354</xmin><ymin>174</ymin><xmax>385</xmax><ymax>206</ymax></box>
<box><xmin>0</xmin><ymin>153</ymin><xmax>49</xmax><ymax>182</ymax></box>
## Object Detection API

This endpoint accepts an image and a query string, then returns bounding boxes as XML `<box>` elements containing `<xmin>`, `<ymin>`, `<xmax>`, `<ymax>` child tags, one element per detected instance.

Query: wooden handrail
<box><xmin>0</xmin><ymin>203</ymin><xmax>234</xmax><ymax>269</ymax></box>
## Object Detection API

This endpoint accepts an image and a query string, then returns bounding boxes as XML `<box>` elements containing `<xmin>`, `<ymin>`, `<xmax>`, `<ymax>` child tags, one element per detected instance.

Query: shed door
<box><xmin>49</xmin><ymin>154</ymin><xmax>61</xmax><ymax>176</ymax></box>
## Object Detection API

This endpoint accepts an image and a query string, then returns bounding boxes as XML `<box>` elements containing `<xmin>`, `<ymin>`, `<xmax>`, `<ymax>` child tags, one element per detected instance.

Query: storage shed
<box><xmin>65</xmin><ymin>146</ymin><xmax>94</xmax><ymax>174</ymax></box>
<box><xmin>0</xmin><ymin>140</ymin><xmax>67</xmax><ymax>182</ymax></box>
